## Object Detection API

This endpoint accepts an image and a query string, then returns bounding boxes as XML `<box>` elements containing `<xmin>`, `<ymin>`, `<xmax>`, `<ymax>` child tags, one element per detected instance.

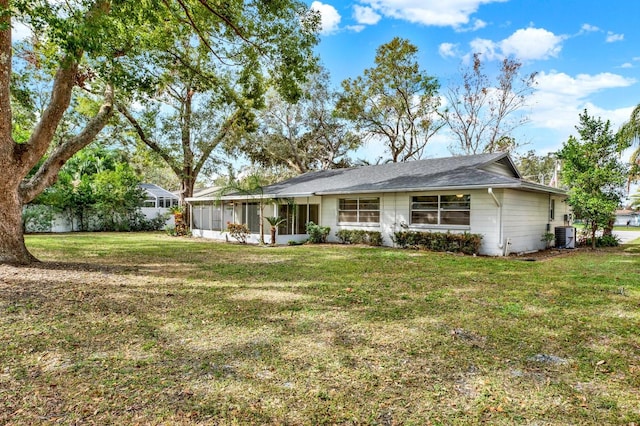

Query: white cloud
<box><xmin>500</xmin><ymin>28</ymin><xmax>565</xmax><ymax>61</ymax></box>
<box><xmin>468</xmin><ymin>38</ymin><xmax>501</xmax><ymax>60</ymax></box>
<box><xmin>580</xmin><ymin>23</ymin><xmax>600</xmax><ymax>33</ymax></box>
<box><xmin>353</xmin><ymin>5</ymin><xmax>381</xmax><ymax>25</ymax></box>
<box><xmin>310</xmin><ymin>1</ymin><xmax>341</xmax><ymax>35</ymax></box>
<box><xmin>438</xmin><ymin>42</ymin><xmax>459</xmax><ymax>58</ymax></box>
<box><xmin>463</xmin><ymin>27</ymin><xmax>565</xmax><ymax>62</ymax></box>
<box><xmin>620</xmin><ymin>63</ymin><xmax>633</xmax><ymax>69</ymax></box>
<box><xmin>358</xmin><ymin>0</ymin><xmax>506</xmax><ymax>28</ymax></box>
<box><xmin>346</xmin><ymin>25</ymin><xmax>366</xmax><ymax>33</ymax></box>
<box><xmin>529</xmin><ymin>71</ymin><xmax>636</xmax><ymax>136</ymax></box>
<box><xmin>457</xmin><ymin>18</ymin><xmax>487</xmax><ymax>32</ymax></box>
<box><xmin>606</xmin><ymin>31</ymin><xmax>624</xmax><ymax>42</ymax></box>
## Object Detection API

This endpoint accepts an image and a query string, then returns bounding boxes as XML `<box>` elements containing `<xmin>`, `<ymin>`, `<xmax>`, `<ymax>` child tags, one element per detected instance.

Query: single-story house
<box><xmin>140</xmin><ymin>183</ymin><xmax>180</xmax><ymax>208</ymax></box>
<box><xmin>186</xmin><ymin>153</ymin><xmax>571</xmax><ymax>256</ymax></box>
<box><xmin>615</xmin><ymin>208</ymin><xmax>639</xmax><ymax>227</ymax></box>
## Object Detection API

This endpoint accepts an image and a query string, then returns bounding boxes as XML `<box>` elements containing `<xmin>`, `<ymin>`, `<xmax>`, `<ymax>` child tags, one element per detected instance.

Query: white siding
<box><xmin>321</xmin><ymin>190</ymin><xmax>504</xmax><ymax>255</ymax></box>
<box><xmin>190</xmin><ymin>189</ymin><xmax>568</xmax><ymax>256</ymax></box>
<box><xmin>501</xmin><ymin>190</ymin><xmax>570</xmax><ymax>254</ymax></box>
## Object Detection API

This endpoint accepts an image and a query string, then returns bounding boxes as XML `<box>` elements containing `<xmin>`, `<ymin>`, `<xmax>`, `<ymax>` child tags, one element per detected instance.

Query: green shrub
<box><xmin>583</xmin><ymin>234</ymin><xmax>620</xmax><ymax>248</ymax></box>
<box><xmin>392</xmin><ymin>231</ymin><xmax>482</xmax><ymax>255</ymax></box>
<box><xmin>335</xmin><ymin>229</ymin><xmax>383</xmax><ymax>246</ymax></box>
<box><xmin>306</xmin><ymin>222</ymin><xmax>330</xmax><ymax>243</ymax></box>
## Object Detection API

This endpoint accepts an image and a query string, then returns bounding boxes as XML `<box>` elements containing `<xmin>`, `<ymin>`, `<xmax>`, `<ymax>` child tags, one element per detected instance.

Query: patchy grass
<box><xmin>0</xmin><ymin>232</ymin><xmax>638</xmax><ymax>424</ymax></box>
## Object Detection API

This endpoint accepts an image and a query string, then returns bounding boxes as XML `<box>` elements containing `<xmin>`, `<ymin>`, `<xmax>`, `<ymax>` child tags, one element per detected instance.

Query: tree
<box><xmin>558</xmin><ymin>110</ymin><xmax>628</xmax><ymax>249</ymax></box>
<box><xmin>336</xmin><ymin>37</ymin><xmax>442</xmax><ymax>163</ymax></box>
<box><xmin>35</xmin><ymin>146</ymin><xmax>146</xmax><ymax>231</ymax></box>
<box><xmin>443</xmin><ymin>53</ymin><xmax>537</xmax><ymax>155</ymax></box>
<box><xmin>118</xmin><ymin>1</ymin><xmax>319</xmax><ymax>224</ymax></box>
<box><xmin>237</xmin><ymin>69</ymin><xmax>360</xmax><ymax>174</ymax></box>
<box><xmin>1</xmin><ymin>0</ymin><xmax>117</xmax><ymax>264</ymax></box>
<box><xmin>616</xmin><ymin>103</ymin><xmax>640</xmax><ymax>186</ymax></box>
<box><xmin>515</xmin><ymin>150</ymin><xmax>558</xmax><ymax>185</ymax></box>
<box><xmin>1</xmin><ymin>0</ymin><xmax>319</xmax><ymax>265</ymax></box>
<box><xmin>265</xmin><ymin>216</ymin><xmax>286</xmax><ymax>245</ymax></box>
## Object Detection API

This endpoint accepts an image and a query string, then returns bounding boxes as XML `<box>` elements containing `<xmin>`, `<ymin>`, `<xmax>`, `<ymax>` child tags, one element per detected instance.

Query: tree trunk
<box><xmin>0</xmin><ymin>186</ymin><xmax>37</xmax><ymax>265</ymax></box>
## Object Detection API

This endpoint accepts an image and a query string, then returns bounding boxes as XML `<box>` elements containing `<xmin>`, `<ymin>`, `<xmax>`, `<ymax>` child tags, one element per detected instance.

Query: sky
<box><xmin>305</xmin><ymin>0</ymin><xmax>640</xmax><ymax>165</ymax></box>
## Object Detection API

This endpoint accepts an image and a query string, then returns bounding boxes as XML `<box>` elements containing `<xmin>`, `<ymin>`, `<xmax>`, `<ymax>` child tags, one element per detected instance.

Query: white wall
<box><xmin>190</xmin><ymin>190</ymin><xmax>568</xmax><ymax>256</ymax></box>
<box><xmin>501</xmin><ymin>190</ymin><xmax>570</xmax><ymax>254</ymax></box>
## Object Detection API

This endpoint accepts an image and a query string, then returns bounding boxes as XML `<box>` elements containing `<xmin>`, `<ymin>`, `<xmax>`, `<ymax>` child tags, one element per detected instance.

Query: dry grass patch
<box><xmin>0</xmin><ymin>233</ymin><xmax>638</xmax><ymax>424</ymax></box>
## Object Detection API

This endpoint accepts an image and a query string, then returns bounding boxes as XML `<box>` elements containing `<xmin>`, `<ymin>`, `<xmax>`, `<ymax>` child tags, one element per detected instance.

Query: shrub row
<box><xmin>392</xmin><ymin>231</ymin><xmax>482</xmax><ymax>255</ymax></box>
<box><xmin>335</xmin><ymin>229</ymin><xmax>383</xmax><ymax>246</ymax></box>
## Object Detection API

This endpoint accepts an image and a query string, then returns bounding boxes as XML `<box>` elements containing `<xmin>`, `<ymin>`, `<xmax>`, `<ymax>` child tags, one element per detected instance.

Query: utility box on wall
<box><xmin>555</xmin><ymin>226</ymin><xmax>576</xmax><ymax>249</ymax></box>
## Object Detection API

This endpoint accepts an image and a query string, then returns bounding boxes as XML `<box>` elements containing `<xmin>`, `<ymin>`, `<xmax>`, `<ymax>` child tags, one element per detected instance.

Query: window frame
<box><xmin>410</xmin><ymin>194</ymin><xmax>470</xmax><ymax>227</ymax></box>
<box><xmin>337</xmin><ymin>197</ymin><xmax>380</xmax><ymax>225</ymax></box>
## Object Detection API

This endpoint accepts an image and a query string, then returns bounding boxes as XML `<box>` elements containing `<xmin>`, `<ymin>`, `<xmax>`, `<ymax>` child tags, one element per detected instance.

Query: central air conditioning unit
<box><xmin>555</xmin><ymin>226</ymin><xmax>576</xmax><ymax>249</ymax></box>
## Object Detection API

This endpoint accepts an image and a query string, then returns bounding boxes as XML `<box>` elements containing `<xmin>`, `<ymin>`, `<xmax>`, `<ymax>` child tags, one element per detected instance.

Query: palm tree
<box><xmin>265</xmin><ymin>216</ymin><xmax>287</xmax><ymax>245</ymax></box>
<box><xmin>618</xmin><ymin>103</ymin><xmax>640</xmax><ymax>187</ymax></box>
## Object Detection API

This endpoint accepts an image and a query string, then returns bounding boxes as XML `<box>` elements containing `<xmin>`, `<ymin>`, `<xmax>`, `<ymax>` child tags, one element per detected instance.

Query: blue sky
<box><xmin>306</xmin><ymin>0</ymin><xmax>640</xmax><ymax>162</ymax></box>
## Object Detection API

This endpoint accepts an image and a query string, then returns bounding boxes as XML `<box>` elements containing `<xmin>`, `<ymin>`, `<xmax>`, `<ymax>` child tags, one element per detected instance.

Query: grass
<box><xmin>1</xmin><ymin>232</ymin><xmax>639</xmax><ymax>425</ymax></box>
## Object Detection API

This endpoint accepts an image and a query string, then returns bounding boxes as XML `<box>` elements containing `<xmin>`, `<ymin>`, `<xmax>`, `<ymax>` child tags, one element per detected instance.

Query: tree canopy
<box><xmin>0</xmin><ymin>0</ymin><xmax>319</xmax><ymax>264</ymax></box>
<box><xmin>558</xmin><ymin>110</ymin><xmax>628</xmax><ymax>248</ymax></box>
<box><xmin>236</xmin><ymin>69</ymin><xmax>360</xmax><ymax>174</ymax></box>
<box><xmin>336</xmin><ymin>37</ymin><xmax>442</xmax><ymax>163</ymax></box>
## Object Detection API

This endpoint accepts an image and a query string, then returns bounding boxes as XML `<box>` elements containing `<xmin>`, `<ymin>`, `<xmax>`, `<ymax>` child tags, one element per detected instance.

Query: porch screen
<box><xmin>277</xmin><ymin>204</ymin><xmax>319</xmax><ymax>235</ymax></box>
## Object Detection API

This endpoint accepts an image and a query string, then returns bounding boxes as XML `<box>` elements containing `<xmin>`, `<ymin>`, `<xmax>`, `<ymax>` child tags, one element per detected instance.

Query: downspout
<box><xmin>488</xmin><ymin>188</ymin><xmax>506</xmax><ymax>255</ymax></box>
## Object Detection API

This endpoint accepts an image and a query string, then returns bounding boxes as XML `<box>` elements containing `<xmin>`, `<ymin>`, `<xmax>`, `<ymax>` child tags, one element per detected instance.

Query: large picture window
<box><xmin>338</xmin><ymin>197</ymin><xmax>380</xmax><ymax>224</ymax></box>
<box><xmin>411</xmin><ymin>195</ymin><xmax>470</xmax><ymax>226</ymax></box>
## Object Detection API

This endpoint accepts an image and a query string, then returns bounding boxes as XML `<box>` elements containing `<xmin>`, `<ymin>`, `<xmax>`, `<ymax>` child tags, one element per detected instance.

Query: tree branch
<box><xmin>19</xmin><ymin>84</ymin><xmax>115</xmax><ymax>203</ymax></box>
<box><xmin>118</xmin><ymin>103</ymin><xmax>182</xmax><ymax>177</ymax></box>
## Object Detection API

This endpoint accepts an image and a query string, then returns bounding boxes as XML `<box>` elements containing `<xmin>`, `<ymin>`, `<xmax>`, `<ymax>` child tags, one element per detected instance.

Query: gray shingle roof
<box><xmin>139</xmin><ymin>183</ymin><xmax>179</xmax><ymax>199</ymax></box>
<box><xmin>247</xmin><ymin>153</ymin><xmax>561</xmax><ymax>197</ymax></box>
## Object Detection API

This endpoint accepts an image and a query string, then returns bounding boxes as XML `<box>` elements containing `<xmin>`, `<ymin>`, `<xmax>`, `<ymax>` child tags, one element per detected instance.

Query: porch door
<box><xmin>242</xmin><ymin>202</ymin><xmax>260</xmax><ymax>233</ymax></box>
<box><xmin>296</xmin><ymin>204</ymin><xmax>319</xmax><ymax>234</ymax></box>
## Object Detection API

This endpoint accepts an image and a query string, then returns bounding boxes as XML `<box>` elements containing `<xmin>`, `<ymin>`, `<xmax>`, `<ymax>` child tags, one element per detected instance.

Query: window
<box><xmin>411</xmin><ymin>195</ymin><xmax>470</xmax><ymax>226</ymax></box>
<box><xmin>338</xmin><ymin>197</ymin><xmax>380</xmax><ymax>224</ymax></box>
<box><xmin>550</xmin><ymin>199</ymin><xmax>555</xmax><ymax>221</ymax></box>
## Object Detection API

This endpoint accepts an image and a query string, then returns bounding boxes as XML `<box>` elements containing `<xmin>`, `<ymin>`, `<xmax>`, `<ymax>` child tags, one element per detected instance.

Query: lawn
<box><xmin>1</xmin><ymin>233</ymin><xmax>639</xmax><ymax>425</ymax></box>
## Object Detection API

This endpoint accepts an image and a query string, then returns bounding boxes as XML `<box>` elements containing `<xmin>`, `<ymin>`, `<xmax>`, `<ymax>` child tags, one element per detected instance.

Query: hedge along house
<box><xmin>186</xmin><ymin>153</ymin><xmax>570</xmax><ymax>256</ymax></box>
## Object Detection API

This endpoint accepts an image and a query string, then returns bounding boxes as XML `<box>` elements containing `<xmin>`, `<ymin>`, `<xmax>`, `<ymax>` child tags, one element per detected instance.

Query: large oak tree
<box><xmin>237</xmin><ymin>69</ymin><xmax>360</xmax><ymax>174</ymax></box>
<box><xmin>0</xmin><ymin>0</ymin><xmax>319</xmax><ymax>265</ymax></box>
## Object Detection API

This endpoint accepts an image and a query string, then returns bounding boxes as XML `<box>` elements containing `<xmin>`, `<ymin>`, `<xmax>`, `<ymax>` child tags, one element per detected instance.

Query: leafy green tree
<box><xmin>237</xmin><ymin>69</ymin><xmax>360</xmax><ymax>173</ymax></box>
<box><xmin>443</xmin><ymin>53</ymin><xmax>537</xmax><ymax>154</ymax></box>
<box><xmin>516</xmin><ymin>150</ymin><xmax>558</xmax><ymax>185</ymax></box>
<box><xmin>118</xmin><ymin>1</ymin><xmax>319</xmax><ymax>223</ymax></box>
<box><xmin>336</xmin><ymin>37</ymin><xmax>442</xmax><ymax>163</ymax></box>
<box><xmin>558</xmin><ymin>110</ymin><xmax>628</xmax><ymax>249</ymax></box>
<box><xmin>1</xmin><ymin>0</ymin><xmax>319</xmax><ymax>264</ymax></box>
<box><xmin>35</xmin><ymin>146</ymin><xmax>144</xmax><ymax>231</ymax></box>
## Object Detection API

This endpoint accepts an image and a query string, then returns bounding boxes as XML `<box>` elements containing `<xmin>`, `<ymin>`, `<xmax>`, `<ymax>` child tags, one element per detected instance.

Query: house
<box><xmin>140</xmin><ymin>183</ymin><xmax>180</xmax><ymax>208</ymax></box>
<box><xmin>615</xmin><ymin>208</ymin><xmax>639</xmax><ymax>227</ymax></box>
<box><xmin>186</xmin><ymin>153</ymin><xmax>570</xmax><ymax>256</ymax></box>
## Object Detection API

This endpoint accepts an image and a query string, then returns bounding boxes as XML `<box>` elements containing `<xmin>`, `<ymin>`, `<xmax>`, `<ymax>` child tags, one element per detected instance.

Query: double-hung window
<box><xmin>338</xmin><ymin>197</ymin><xmax>380</xmax><ymax>224</ymax></box>
<box><xmin>411</xmin><ymin>195</ymin><xmax>470</xmax><ymax>226</ymax></box>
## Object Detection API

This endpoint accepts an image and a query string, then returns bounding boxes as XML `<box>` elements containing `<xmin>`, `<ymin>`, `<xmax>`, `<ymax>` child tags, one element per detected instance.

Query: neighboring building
<box><xmin>615</xmin><ymin>209</ymin><xmax>639</xmax><ymax>227</ymax></box>
<box><xmin>140</xmin><ymin>183</ymin><xmax>180</xmax><ymax>208</ymax></box>
<box><xmin>186</xmin><ymin>153</ymin><xmax>570</xmax><ymax>256</ymax></box>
